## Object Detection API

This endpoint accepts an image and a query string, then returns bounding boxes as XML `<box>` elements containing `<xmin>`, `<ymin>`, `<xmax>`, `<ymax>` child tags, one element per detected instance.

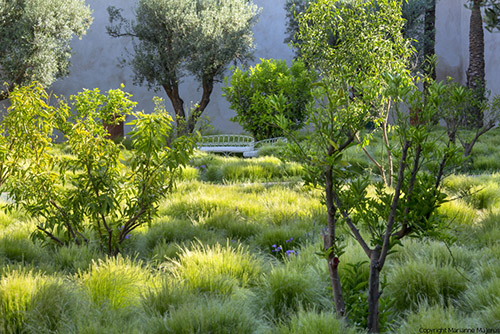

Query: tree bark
<box><xmin>162</xmin><ymin>82</ymin><xmax>186</xmax><ymax>128</ymax></box>
<box><xmin>187</xmin><ymin>76</ymin><xmax>214</xmax><ymax>133</ymax></box>
<box><xmin>324</xmin><ymin>164</ymin><xmax>346</xmax><ymax>317</ymax></box>
<box><xmin>367</xmin><ymin>247</ymin><xmax>381</xmax><ymax>333</ymax></box>
<box><xmin>424</xmin><ymin>0</ymin><xmax>436</xmax><ymax>81</ymax></box>
<box><xmin>466</xmin><ymin>0</ymin><xmax>485</xmax><ymax>128</ymax></box>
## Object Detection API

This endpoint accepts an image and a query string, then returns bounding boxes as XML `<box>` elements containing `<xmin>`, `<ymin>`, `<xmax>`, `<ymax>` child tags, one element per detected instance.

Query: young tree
<box><xmin>4</xmin><ymin>83</ymin><xmax>196</xmax><ymax>255</ymax></box>
<box><xmin>107</xmin><ymin>0</ymin><xmax>260</xmax><ymax>133</ymax></box>
<box><xmin>0</xmin><ymin>0</ymin><xmax>92</xmax><ymax>101</ymax></box>
<box><xmin>273</xmin><ymin>0</ymin><xmax>463</xmax><ymax>332</ymax></box>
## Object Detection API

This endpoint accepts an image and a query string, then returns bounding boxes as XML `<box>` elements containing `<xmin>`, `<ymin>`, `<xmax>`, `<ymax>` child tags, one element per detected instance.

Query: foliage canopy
<box><xmin>223</xmin><ymin>59</ymin><xmax>316</xmax><ymax>140</ymax></box>
<box><xmin>0</xmin><ymin>0</ymin><xmax>92</xmax><ymax>100</ymax></box>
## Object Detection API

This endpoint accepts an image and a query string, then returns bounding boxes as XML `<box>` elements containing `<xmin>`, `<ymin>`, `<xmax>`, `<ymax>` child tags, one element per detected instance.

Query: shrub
<box><xmin>5</xmin><ymin>85</ymin><xmax>196</xmax><ymax>255</ymax></box>
<box><xmin>223</xmin><ymin>58</ymin><xmax>315</xmax><ymax>140</ymax></box>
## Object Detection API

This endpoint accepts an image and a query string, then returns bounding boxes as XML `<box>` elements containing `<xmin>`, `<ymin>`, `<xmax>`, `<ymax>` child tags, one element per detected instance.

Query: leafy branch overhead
<box><xmin>107</xmin><ymin>0</ymin><xmax>260</xmax><ymax>133</ymax></box>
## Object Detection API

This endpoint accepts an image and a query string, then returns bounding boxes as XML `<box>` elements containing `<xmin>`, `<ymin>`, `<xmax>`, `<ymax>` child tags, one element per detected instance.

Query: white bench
<box><xmin>198</xmin><ymin>134</ymin><xmax>255</xmax><ymax>155</ymax></box>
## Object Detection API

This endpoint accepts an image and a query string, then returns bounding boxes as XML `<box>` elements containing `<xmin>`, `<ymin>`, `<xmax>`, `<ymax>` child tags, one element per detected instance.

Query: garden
<box><xmin>2</xmin><ymin>0</ymin><xmax>500</xmax><ymax>333</ymax></box>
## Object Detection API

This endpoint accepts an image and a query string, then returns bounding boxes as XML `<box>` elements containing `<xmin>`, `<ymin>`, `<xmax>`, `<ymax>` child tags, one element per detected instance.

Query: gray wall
<box><xmin>50</xmin><ymin>0</ymin><xmax>294</xmax><ymax>134</ymax></box>
<box><xmin>4</xmin><ymin>0</ymin><xmax>500</xmax><ymax>132</ymax></box>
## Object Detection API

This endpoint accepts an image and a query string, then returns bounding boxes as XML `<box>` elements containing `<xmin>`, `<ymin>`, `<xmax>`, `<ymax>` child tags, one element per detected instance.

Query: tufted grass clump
<box><xmin>170</xmin><ymin>241</ymin><xmax>263</xmax><ymax>295</ymax></box>
<box><xmin>275</xmin><ymin>310</ymin><xmax>360</xmax><ymax>334</ymax></box>
<box><xmin>0</xmin><ymin>221</ymin><xmax>49</xmax><ymax>265</ymax></box>
<box><xmin>147</xmin><ymin>298</ymin><xmax>260</xmax><ymax>334</ymax></box>
<box><xmin>79</xmin><ymin>255</ymin><xmax>153</xmax><ymax>310</ymax></box>
<box><xmin>438</xmin><ymin>199</ymin><xmax>478</xmax><ymax>226</ymax></box>
<box><xmin>255</xmin><ymin>263</ymin><xmax>331</xmax><ymax>321</ymax></box>
<box><xmin>53</xmin><ymin>243</ymin><xmax>103</xmax><ymax>273</ymax></box>
<box><xmin>138</xmin><ymin>218</ymin><xmax>206</xmax><ymax>255</ymax></box>
<box><xmin>472</xmin><ymin>212</ymin><xmax>500</xmax><ymax>247</ymax></box>
<box><xmin>23</xmin><ymin>278</ymin><xmax>85</xmax><ymax>334</ymax></box>
<box><xmin>142</xmin><ymin>279</ymin><xmax>194</xmax><ymax>316</ymax></box>
<box><xmin>386</xmin><ymin>260</ymin><xmax>467</xmax><ymax>312</ymax></box>
<box><xmin>0</xmin><ymin>268</ymin><xmax>41</xmax><ymax>333</ymax></box>
<box><xmin>398</xmin><ymin>304</ymin><xmax>474</xmax><ymax>333</ymax></box>
<box><xmin>196</xmin><ymin>207</ymin><xmax>261</xmax><ymax>240</ymax></box>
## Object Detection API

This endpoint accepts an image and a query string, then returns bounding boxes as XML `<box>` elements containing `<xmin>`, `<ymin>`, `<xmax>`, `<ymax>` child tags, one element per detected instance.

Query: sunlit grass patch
<box><xmin>0</xmin><ymin>221</ymin><xmax>49</xmax><ymax>265</ymax></box>
<box><xmin>196</xmin><ymin>208</ymin><xmax>262</xmax><ymax>240</ymax></box>
<box><xmin>79</xmin><ymin>255</ymin><xmax>153</xmax><ymax>310</ymax></box>
<box><xmin>438</xmin><ymin>199</ymin><xmax>479</xmax><ymax>226</ymax></box>
<box><xmin>0</xmin><ymin>268</ymin><xmax>41</xmax><ymax>333</ymax></box>
<box><xmin>170</xmin><ymin>241</ymin><xmax>263</xmax><ymax>295</ymax></box>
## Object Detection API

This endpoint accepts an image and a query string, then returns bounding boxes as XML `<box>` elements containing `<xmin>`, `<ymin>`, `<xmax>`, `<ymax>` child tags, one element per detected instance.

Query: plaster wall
<box><xmin>5</xmin><ymin>1</ymin><xmax>500</xmax><ymax>132</ymax></box>
<box><xmin>50</xmin><ymin>0</ymin><xmax>294</xmax><ymax>134</ymax></box>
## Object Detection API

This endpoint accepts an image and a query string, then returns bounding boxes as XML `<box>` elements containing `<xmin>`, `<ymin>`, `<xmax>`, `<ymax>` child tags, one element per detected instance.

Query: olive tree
<box><xmin>273</xmin><ymin>0</ymin><xmax>463</xmax><ymax>332</ymax></box>
<box><xmin>107</xmin><ymin>0</ymin><xmax>260</xmax><ymax>133</ymax></box>
<box><xmin>0</xmin><ymin>0</ymin><xmax>92</xmax><ymax>100</ymax></box>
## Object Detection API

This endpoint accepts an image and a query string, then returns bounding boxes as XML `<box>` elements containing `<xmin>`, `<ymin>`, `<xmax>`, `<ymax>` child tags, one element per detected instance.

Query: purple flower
<box><xmin>272</xmin><ymin>244</ymin><xmax>277</xmax><ymax>248</ymax></box>
<box><xmin>125</xmin><ymin>234</ymin><xmax>130</xmax><ymax>239</ymax></box>
<box><xmin>200</xmin><ymin>164</ymin><xmax>207</xmax><ymax>169</ymax></box>
<box><xmin>286</xmin><ymin>237</ymin><xmax>293</xmax><ymax>243</ymax></box>
<box><xmin>117</xmin><ymin>226</ymin><xmax>123</xmax><ymax>231</ymax></box>
<box><xmin>286</xmin><ymin>250</ymin><xmax>297</xmax><ymax>256</ymax></box>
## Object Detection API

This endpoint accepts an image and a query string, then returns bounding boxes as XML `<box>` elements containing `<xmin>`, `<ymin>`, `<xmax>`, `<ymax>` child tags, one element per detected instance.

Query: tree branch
<box><xmin>330</xmin><ymin>191</ymin><xmax>372</xmax><ymax>258</ymax></box>
<box><xmin>379</xmin><ymin>140</ymin><xmax>410</xmax><ymax>269</ymax></box>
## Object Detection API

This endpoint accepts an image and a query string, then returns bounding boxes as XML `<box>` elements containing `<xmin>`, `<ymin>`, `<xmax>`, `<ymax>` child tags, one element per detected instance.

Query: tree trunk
<box><xmin>424</xmin><ymin>0</ymin><xmax>436</xmax><ymax>78</ymax></box>
<box><xmin>324</xmin><ymin>165</ymin><xmax>346</xmax><ymax>317</ymax></box>
<box><xmin>466</xmin><ymin>0</ymin><xmax>485</xmax><ymax>128</ymax></box>
<box><xmin>162</xmin><ymin>83</ymin><xmax>186</xmax><ymax>129</ymax></box>
<box><xmin>186</xmin><ymin>76</ymin><xmax>214</xmax><ymax>133</ymax></box>
<box><xmin>367</xmin><ymin>247</ymin><xmax>381</xmax><ymax>333</ymax></box>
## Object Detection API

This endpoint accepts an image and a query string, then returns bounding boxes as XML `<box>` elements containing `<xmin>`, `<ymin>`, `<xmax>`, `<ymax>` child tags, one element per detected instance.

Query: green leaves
<box><xmin>3</xmin><ymin>84</ymin><xmax>196</xmax><ymax>255</ymax></box>
<box><xmin>224</xmin><ymin>58</ymin><xmax>316</xmax><ymax>140</ymax></box>
<box><xmin>0</xmin><ymin>0</ymin><xmax>92</xmax><ymax>99</ymax></box>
